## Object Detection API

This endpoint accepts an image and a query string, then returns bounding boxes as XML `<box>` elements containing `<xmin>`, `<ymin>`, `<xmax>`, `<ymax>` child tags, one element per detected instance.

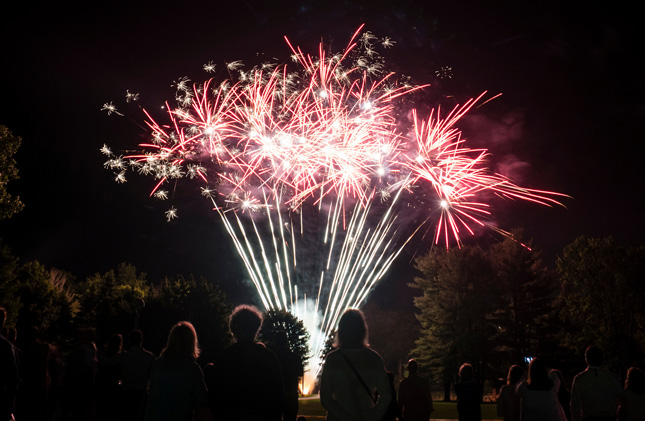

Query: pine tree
<box><xmin>410</xmin><ymin>245</ymin><xmax>497</xmax><ymax>400</ymax></box>
<box><xmin>259</xmin><ymin>309</ymin><xmax>311</xmax><ymax>369</ymax></box>
<box><xmin>487</xmin><ymin>230</ymin><xmax>557</xmax><ymax>368</ymax></box>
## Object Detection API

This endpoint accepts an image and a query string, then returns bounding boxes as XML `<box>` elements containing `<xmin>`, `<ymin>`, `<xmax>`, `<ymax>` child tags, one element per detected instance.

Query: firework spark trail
<box><xmin>208</xmin><ymin>183</ymin><xmax>409</xmax><ymax>388</ymax></box>
<box><xmin>307</xmin><ymin>181</ymin><xmax>418</xmax><ymax>377</ymax></box>
<box><xmin>103</xmin><ymin>27</ymin><xmax>567</xmax><ymax>391</ymax></box>
<box><xmin>402</xmin><ymin>94</ymin><xmax>568</xmax><ymax>246</ymax></box>
<box><xmin>180</xmin><ymin>80</ymin><xmax>239</xmax><ymax>162</ymax></box>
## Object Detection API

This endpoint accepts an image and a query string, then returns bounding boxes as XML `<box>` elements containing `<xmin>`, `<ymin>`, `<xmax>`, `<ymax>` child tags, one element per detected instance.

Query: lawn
<box><xmin>298</xmin><ymin>397</ymin><xmax>501</xmax><ymax>420</ymax></box>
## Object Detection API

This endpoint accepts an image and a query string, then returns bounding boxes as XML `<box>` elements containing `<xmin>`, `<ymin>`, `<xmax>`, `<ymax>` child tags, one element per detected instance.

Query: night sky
<box><xmin>1</xmin><ymin>0</ymin><xmax>643</xmax><ymax>306</ymax></box>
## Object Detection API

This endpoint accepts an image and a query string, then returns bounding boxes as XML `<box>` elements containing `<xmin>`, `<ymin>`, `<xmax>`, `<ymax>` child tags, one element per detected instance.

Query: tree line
<box><xmin>410</xmin><ymin>231</ymin><xmax>645</xmax><ymax>400</ymax></box>
<box><xmin>0</xmin><ymin>242</ymin><xmax>311</xmax><ymax>368</ymax></box>
<box><xmin>0</xmin><ymin>250</ymin><xmax>226</xmax><ymax>356</ymax></box>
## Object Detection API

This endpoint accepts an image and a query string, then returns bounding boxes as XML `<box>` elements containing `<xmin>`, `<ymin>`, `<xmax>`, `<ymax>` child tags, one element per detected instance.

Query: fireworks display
<box><xmin>102</xmin><ymin>26</ymin><xmax>566</xmax><ymax>391</ymax></box>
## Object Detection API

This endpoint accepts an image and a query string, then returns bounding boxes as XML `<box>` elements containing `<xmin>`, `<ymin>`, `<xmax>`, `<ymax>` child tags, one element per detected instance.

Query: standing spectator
<box><xmin>120</xmin><ymin>329</ymin><xmax>154</xmax><ymax>421</ymax></box>
<box><xmin>618</xmin><ymin>366</ymin><xmax>645</xmax><ymax>421</ymax></box>
<box><xmin>552</xmin><ymin>369</ymin><xmax>571</xmax><ymax>420</ymax></box>
<box><xmin>48</xmin><ymin>343</ymin><xmax>65</xmax><ymax>421</ymax></box>
<box><xmin>496</xmin><ymin>365</ymin><xmax>524</xmax><ymax>421</ymax></box>
<box><xmin>145</xmin><ymin>322</ymin><xmax>209</xmax><ymax>421</ymax></box>
<box><xmin>0</xmin><ymin>307</ymin><xmax>18</xmax><ymax>421</ymax></box>
<box><xmin>271</xmin><ymin>330</ymin><xmax>303</xmax><ymax>421</ymax></box>
<box><xmin>570</xmin><ymin>346</ymin><xmax>622</xmax><ymax>421</ymax></box>
<box><xmin>320</xmin><ymin>308</ymin><xmax>392</xmax><ymax>420</ymax></box>
<box><xmin>516</xmin><ymin>358</ymin><xmax>566</xmax><ymax>421</ymax></box>
<box><xmin>15</xmin><ymin>326</ymin><xmax>59</xmax><ymax>420</ymax></box>
<box><xmin>454</xmin><ymin>363</ymin><xmax>482</xmax><ymax>421</ymax></box>
<box><xmin>398</xmin><ymin>359</ymin><xmax>433</xmax><ymax>421</ymax></box>
<box><xmin>63</xmin><ymin>327</ymin><xmax>98</xmax><ymax>421</ymax></box>
<box><xmin>206</xmin><ymin>305</ymin><xmax>284</xmax><ymax>420</ymax></box>
<box><xmin>96</xmin><ymin>333</ymin><xmax>123</xmax><ymax>420</ymax></box>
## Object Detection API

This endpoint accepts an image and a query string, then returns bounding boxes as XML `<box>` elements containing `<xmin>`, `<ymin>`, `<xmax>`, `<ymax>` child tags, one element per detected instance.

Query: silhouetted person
<box><xmin>398</xmin><ymin>359</ymin><xmax>433</xmax><ymax>421</ymax></box>
<box><xmin>15</xmin><ymin>326</ymin><xmax>60</xmax><ymax>421</ymax></box>
<box><xmin>206</xmin><ymin>304</ymin><xmax>284</xmax><ymax>420</ymax></box>
<box><xmin>552</xmin><ymin>369</ymin><xmax>571</xmax><ymax>420</ymax></box>
<box><xmin>0</xmin><ymin>307</ymin><xmax>18</xmax><ymax>421</ymax></box>
<box><xmin>96</xmin><ymin>333</ymin><xmax>123</xmax><ymax>421</ymax></box>
<box><xmin>63</xmin><ymin>327</ymin><xmax>98</xmax><ymax>421</ymax></box>
<box><xmin>497</xmin><ymin>365</ymin><xmax>524</xmax><ymax>421</ymax></box>
<box><xmin>145</xmin><ymin>321</ymin><xmax>209</xmax><ymax>421</ymax></box>
<box><xmin>516</xmin><ymin>358</ymin><xmax>565</xmax><ymax>421</ymax></box>
<box><xmin>120</xmin><ymin>329</ymin><xmax>154</xmax><ymax>421</ymax></box>
<box><xmin>320</xmin><ymin>308</ymin><xmax>392</xmax><ymax>420</ymax></box>
<box><xmin>570</xmin><ymin>346</ymin><xmax>621</xmax><ymax>421</ymax></box>
<box><xmin>48</xmin><ymin>342</ymin><xmax>65</xmax><ymax>421</ymax></box>
<box><xmin>271</xmin><ymin>330</ymin><xmax>303</xmax><ymax>421</ymax></box>
<box><xmin>454</xmin><ymin>363</ymin><xmax>482</xmax><ymax>421</ymax></box>
<box><xmin>618</xmin><ymin>366</ymin><xmax>645</xmax><ymax>421</ymax></box>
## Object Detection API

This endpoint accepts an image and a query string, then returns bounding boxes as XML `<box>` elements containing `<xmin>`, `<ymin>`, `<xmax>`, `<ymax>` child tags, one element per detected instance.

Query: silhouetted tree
<box><xmin>75</xmin><ymin>262</ymin><xmax>149</xmax><ymax>338</ymax></box>
<box><xmin>487</xmin><ymin>231</ymin><xmax>558</xmax><ymax>370</ymax></box>
<box><xmin>143</xmin><ymin>274</ymin><xmax>231</xmax><ymax>360</ymax></box>
<box><xmin>363</xmin><ymin>300</ymin><xmax>420</xmax><ymax>373</ymax></box>
<box><xmin>0</xmin><ymin>240</ymin><xmax>20</xmax><ymax>325</ymax></box>
<box><xmin>558</xmin><ymin>236</ymin><xmax>645</xmax><ymax>374</ymax></box>
<box><xmin>16</xmin><ymin>261</ymin><xmax>78</xmax><ymax>339</ymax></box>
<box><xmin>319</xmin><ymin>330</ymin><xmax>336</xmax><ymax>369</ymax></box>
<box><xmin>411</xmin><ymin>245</ymin><xmax>497</xmax><ymax>401</ymax></box>
<box><xmin>259</xmin><ymin>309</ymin><xmax>311</xmax><ymax>369</ymax></box>
<box><xmin>0</xmin><ymin>126</ymin><xmax>23</xmax><ymax>220</ymax></box>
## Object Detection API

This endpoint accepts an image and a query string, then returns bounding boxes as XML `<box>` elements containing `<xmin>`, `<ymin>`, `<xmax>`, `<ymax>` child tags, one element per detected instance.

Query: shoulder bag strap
<box><xmin>339</xmin><ymin>350</ymin><xmax>377</xmax><ymax>404</ymax></box>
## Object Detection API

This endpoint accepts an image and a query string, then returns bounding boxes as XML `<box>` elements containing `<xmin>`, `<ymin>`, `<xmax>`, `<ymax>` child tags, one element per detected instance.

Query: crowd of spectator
<box><xmin>1</xmin><ymin>305</ymin><xmax>302</xmax><ymax>421</ymax></box>
<box><xmin>3</xmin><ymin>304</ymin><xmax>645</xmax><ymax>421</ymax></box>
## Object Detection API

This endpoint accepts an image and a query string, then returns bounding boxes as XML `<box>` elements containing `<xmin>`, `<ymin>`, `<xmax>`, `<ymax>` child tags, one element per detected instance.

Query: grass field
<box><xmin>298</xmin><ymin>398</ymin><xmax>502</xmax><ymax>420</ymax></box>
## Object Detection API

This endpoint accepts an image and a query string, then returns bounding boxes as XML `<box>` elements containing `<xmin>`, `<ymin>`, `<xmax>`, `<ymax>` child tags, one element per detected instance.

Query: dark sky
<box><xmin>1</xmin><ymin>0</ymin><xmax>643</xmax><ymax>306</ymax></box>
